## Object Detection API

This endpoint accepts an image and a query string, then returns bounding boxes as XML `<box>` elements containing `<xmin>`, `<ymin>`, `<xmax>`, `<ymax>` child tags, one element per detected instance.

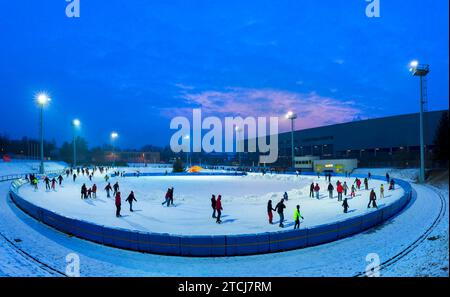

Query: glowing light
<box><xmin>410</xmin><ymin>60</ymin><xmax>419</xmax><ymax>68</ymax></box>
<box><xmin>73</xmin><ymin>119</ymin><xmax>81</xmax><ymax>127</ymax></box>
<box><xmin>111</xmin><ymin>132</ymin><xmax>119</xmax><ymax>139</ymax></box>
<box><xmin>36</xmin><ymin>93</ymin><xmax>50</xmax><ymax>105</ymax></box>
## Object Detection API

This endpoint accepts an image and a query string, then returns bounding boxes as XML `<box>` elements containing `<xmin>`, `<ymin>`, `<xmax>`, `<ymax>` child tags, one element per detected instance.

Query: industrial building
<box><xmin>245</xmin><ymin>110</ymin><xmax>448</xmax><ymax>169</ymax></box>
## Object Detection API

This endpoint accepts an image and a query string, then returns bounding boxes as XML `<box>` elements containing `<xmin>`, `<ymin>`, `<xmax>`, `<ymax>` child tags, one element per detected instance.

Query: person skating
<box><xmin>115</xmin><ymin>191</ymin><xmax>122</xmax><ymax>217</ymax></box>
<box><xmin>356</xmin><ymin>178</ymin><xmax>362</xmax><ymax>190</ymax></box>
<box><xmin>32</xmin><ymin>177</ymin><xmax>39</xmax><ymax>190</ymax></box>
<box><xmin>327</xmin><ymin>183</ymin><xmax>334</xmax><ymax>199</ymax></box>
<box><xmin>364</xmin><ymin>178</ymin><xmax>369</xmax><ymax>190</ymax></box>
<box><xmin>44</xmin><ymin>176</ymin><xmax>51</xmax><ymax>191</ymax></box>
<box><xmin>343</xmin><ymin>181</ymin><xmax>348</xmax><ymax>196</ymax></box>
<box><xmin>293</xmin><ymin>205</ymin><xmax>304</xmax><ymax>230</ymax></box>
<box><xmin>105</xmin><ymin>174</ymin><xmax>110</xmax><ymax>182</ymax></box>
<box><xmin>73</xmin><ymin>173</ymin><xmax>77</xmax><ymax>182</ymax></box>
<box><xmin>51</xmin><ymin>177</ymin><xmax>57</xmax><ymax>191</ymax></box>
<box><xmin>267</xmin><ymin>200</ymin><xmax>275</xmax><ymax>224</ymax></box>
<box><xmin>168</xmin><ymin>187</ymin><xmax>174</xmax><ymax>206</ymax></box>
<box><xmin>57</xmin><ymin>175</ymin><xmax>63</xmax><ymax>186</ymax></box>
<box><xmin>367</xmin><ymin>189</ymin><xmax>378</xmax><ymax>209</ymax></box>
<box><xmin>368</xmin><ymin>172</ymin><xmax>372</xmax><ymax>180</ymax></box>
<box><xmin>126</xmin><ymin>191</ymin><xmax>137</xmax><ymax>212</ymax></box>
<box><xmin>211</xmin><ymin>195</ymin><xmax>217</xmax><ymax>218</ymax></box>
<box><xmin>389</xmin><ymin>179</ymin><xmax>395</xmax><ymax>190</ymax></box>
<box><xmin>274</xmin><ymin>199</ymin><xmax>286</xmax><ymax>228</ymax></box>
<box><xmin>386</xmin><ymin>172</ymin><xmax>390</xmax><ymax>184</ymax></box>
<box><xmin>216</xmin><ymin>195</ymin><xmax>223</xmax><ymax>224</ymax></box>
<box><xmin>380</xmin><ymin>184</ymin><xmax>384</xmax><ymax>199</ymax></box>
<box><xmin>309</xmin><ymin>182</ymin><xmax>314</xmax><ymax>198</ymax></box>
<box><xmin>350</xmin><ymin>185</ymin><xmax>356</xmax><ymax>198</ymax></box>
<box><xmin>92</xmin><ymin>184</ymin><xmax>97</xmax><ymax>198</ymax></box>
<box><xmin>162</xmin><ymin>188</ymin><xmax>171</xmax><ymax>206</ymax></box>
<box><xmin>283</xmin><ymin>192</ymin><xmax>288</xmax><ymax>201</ymax></box>
<box><xmin>81</xmin><ymin>184</ymin><xmax>87</xmax><ymax>199</ymax></box>
<box><xmin>337</xmin><ymin>182</ymin><xmax>343</xmax><ymax>201</ymax></box>
<box><xmin>105</xmin><ymin>183</ymin><xmax>112</xmax><ymax>198</ymax></box>
<box><xmin>314</xmin><ymin>183</ymin><xmax>320</xmax><ymax>199</ymax></box>
<box><xmin>113</xmin><ymin>182</ymin><xmax>119</xmax><ymax>196</ymax></box>
<box><xmin>342</xmin><ymin>198</ymin><xmax>349</xmax><ymax>213</ymax></box>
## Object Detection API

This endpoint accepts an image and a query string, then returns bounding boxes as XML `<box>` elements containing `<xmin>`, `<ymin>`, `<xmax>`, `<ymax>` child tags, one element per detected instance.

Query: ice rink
<box><xmin>18</xmin><ymin>170</ymin><xmax>404</xmax><ymax>235</ymax></box>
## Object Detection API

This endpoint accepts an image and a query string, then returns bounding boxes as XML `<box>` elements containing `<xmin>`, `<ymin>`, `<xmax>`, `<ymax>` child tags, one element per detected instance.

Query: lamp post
<box><xmin>36</xmin><ymin>93</ymin><xmax>50</xmax><ymax>174</ymax></box>
<box><xmin>409</xmin><ymin>60</ymin><xmax>430</xmax><ymax>183</ymax></box>
<box><xmin>111</xmin><ymin>132</ymin><xmax>118</xmax><ymax>168</ymax></box>
<box><xmin>235</xmin><ymin>126</ymin><xmax>243</xmax><ymax>166</ymax></box>
<box><xmin>72</xmin><ymin>119</ymin><xmax>80</xmax><ymax>168</ymax></box>
<box><xmin>286</xmin><ymin>111</ymin><xmax>297</xmax><ymax>169</ymax></box>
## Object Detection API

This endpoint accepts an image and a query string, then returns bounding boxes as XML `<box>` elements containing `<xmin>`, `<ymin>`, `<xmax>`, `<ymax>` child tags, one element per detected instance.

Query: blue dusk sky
<box><xmin>0</xmin><ymin>0</ymin><xmax>448</xmax><ymax>148</ymax></box>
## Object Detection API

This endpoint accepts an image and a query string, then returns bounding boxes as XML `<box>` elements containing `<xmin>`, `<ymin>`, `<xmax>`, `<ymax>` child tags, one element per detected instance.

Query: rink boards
<box><xmin>9</xmin><ymin>175</ymin><xmax>413</xmax><ymax>257</ymax></box>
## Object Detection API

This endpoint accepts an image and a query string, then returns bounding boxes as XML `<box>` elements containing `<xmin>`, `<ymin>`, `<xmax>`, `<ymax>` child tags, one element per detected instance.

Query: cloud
<box><xmin>162</xmin><ymin>87</ymin><xmax>364</xmax><ymax>132</ymax></box>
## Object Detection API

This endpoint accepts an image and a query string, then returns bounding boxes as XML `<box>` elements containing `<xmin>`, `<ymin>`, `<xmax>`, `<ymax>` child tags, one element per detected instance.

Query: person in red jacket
<box><xmin>115</xmin><ymin>191</ymin><xmax>122</xmax><ymax>217</ymax></box>
<box><xmin>216</xmin><ymin>195</ymin><xmax>223</xmax><ymax>224</ymax></box>
<box><xmin>337</xmin><ymin>183</ymin><xmax>344</xmax><ymax>201</ymax></box>
<box><xmin>314</xmin><ymin>183</ymin><xmax>320</xmax><ymax>199</ymax></box>
<box><xmin>92</xmin><ymin>184</ymin><xmax>97</xmax><ymax>198</ymax></box>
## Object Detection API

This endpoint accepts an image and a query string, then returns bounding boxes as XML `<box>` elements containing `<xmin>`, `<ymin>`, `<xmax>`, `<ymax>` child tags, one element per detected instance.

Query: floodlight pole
<box><xmin>39</xmin><ymin>105</ymin><xmax>44</xmax><ymax>174</ymax></box>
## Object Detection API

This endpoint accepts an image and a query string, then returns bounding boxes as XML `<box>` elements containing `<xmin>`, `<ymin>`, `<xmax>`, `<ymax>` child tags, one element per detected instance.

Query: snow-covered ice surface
<box><xmin>0</xmin><ymin>160</ymin><xmax>67</xmax><ymax>176</ymax></box>
<box><xmin>353</xmin><ymin>168</ymin><xmax>419</xmax><ymax>183</ymax></box>
<box><xmin>0</xmin><ymin>165</ymin><xmax>448</xmax><ymax>277</ymax></box>
<box><xmin>17</xmin><ymin>173</ymin><xmax>403</xmax><ymax>235</ymax></box>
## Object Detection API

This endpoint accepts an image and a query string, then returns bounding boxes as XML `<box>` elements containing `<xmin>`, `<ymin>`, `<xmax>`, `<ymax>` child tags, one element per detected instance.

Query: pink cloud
<box><xmin>162</xmin><ymin>87</ymin><xmax>363</xmax><ymax>132</ymax></box>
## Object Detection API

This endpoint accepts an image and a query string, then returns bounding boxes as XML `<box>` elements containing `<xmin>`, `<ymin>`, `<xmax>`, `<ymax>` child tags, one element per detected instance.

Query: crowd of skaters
<box><xmin>24</xmin><ymin>167</ymin><xmax>399</xmax><ymax>230</ymax></box>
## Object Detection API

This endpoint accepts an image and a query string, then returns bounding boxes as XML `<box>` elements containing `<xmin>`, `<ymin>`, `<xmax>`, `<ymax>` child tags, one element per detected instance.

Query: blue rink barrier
<box><xmin>8</xmin><ymin>174</ymin><xmax>413</xmax><ymax>257</ymax></box>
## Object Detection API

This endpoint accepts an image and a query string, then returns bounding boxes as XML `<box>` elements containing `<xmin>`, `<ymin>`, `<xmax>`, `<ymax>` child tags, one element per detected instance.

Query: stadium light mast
<box><xmin>72</xmin><ymin>119</ymin><xmax>81</xmax><ymax>168</ymax></box>
<box><xmin>235</xmin><ymin>126</ymin><xmax>243</xmax><ymax>166</ymax></box>
<box><xmin>409</xmin><ymin>60</ymin><xmax>430</xmax><ymax>183</ymax></box>
<box><xmin>111</xmin><ymin>132</ymin><xmax>119</xmax><ymax>168</ymax></box>
<box><xmin>286</xmin><ymin>111</ymin><xmax>298</xmax><ymax>170</ymax></box>
<box><xmin>36</xmin><ymin>93</ymin><xmax>50</xmax><ymax>174</ymax></box>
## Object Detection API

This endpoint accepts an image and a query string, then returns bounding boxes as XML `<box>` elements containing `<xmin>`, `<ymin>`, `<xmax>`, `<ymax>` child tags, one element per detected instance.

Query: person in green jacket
<box><xmin>293</xmin><ymin>205</ymin><xmax>304</xmax><ymax>229</ymax></box>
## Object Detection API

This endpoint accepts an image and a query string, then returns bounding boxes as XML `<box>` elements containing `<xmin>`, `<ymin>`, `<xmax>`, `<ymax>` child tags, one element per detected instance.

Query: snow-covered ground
<box><xmin>17</xmin><ymin>172</ymin><xmax>403</xmax><ymax>235</ymax></box>
<box><xmin>0</xmin><ymin>163</ymin><xmax>447</xmax><ymax>277</ymax></box>
<box><xmin>353</xmin><ymin>168</ymin><xmax>419</xmax><ymax>183</ymax></box>
<box><xmin>0</xmin><ymin>160</ymin><xmax>67</xmax><ymax>176</ymax></box>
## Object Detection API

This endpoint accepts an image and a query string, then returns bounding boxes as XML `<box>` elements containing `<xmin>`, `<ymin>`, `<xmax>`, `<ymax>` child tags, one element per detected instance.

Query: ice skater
<box><xmin>115</xmin><ymin>191</ymin><xmax>122</xmax><ymax>217</ymax></box>
<box><xmin>293</xmin><ymin>205</ymin><xmax>304</xmax><ymax>230</ymax></box>
<box><xmin>168</xmin><ymin>187</ymin><xmax>174</xmax><ymax>206</ymax></box>
<box><xmin>113</xmin><ymin>182</ymin><xmax>120</xmax><ymax>196</ymax></box>
<box><xmin>314</xmin><ymin>183</ymin><xmax>320</xmax><ymax>199</ymax></box>
<box><xmin>73</xmin><ymin>173</ymin><xmax>77</xmax><ymax>182</ymax></box>
<box><xmin>275</xmin><ymin>198</ymin><xmax>286</xmax><ymax>228</ymax></box>
<box><xmin>367</xmin><ymin>189</ymin><xmax>378</xmax><ymax>209</ymax></box>
<box><xmin>283</xmin><ymin>192</ymin><xmax>288</xmax><ymax>201</ymax></box>
<box><xmin>211</xmin><ymin>195</ymin><xmax>217</xmax><ymax>218</ymax></box>
<box><xmin>389</xmin><ymin>179</ymin><xmax>395</xmax><ymax>190</ymax></box>
<box><xmin>81</xmin><ymin>184</ymin><xmax>87</xmax><ymax>199</ymax></box>
<box><xmin>57</xmin><ymin>175</ymin><xmax>63</xmax><ymax>186</ymax></box>
<box><xmin>216</xmin><ymin>195</ymin><xmax>223</xmax><ymax>224</ymax></box>
<box><xmin>44</xmin><ymin>176</ymin><xmax>51</xmax><ymax>191</ymax></box>
<box><xmin>342</xmin><ymin>198</ymin><xmax>349</xmax><ymax>213</ymax></box>
<box><xmin>380</xmin><ymin>184</ymin><xmax>384</xmax><ymax>199</ymax></box>
<box><xmin>105</xmin><ymin>182</ymin><xmax>112</xmax><ymax>198</ymax></box>
<box><xmin>309</xmin><ymin>182</ymin><xmax>314</xmax><ymax>198</ymax></box>
<box><xmin>162</xmin><ymin>188</ymin><xmax>171</xmax><ymax>206</ymax></box>
<box><xmin>126</xmin><ymin>191</ymin><xmax>137</xmax><ymax>212</ymax></box>
<box><xmin>337</xmin><ymin>182</ymin><xmax>343</xmax><ymax>201</ymax></box>
<box><xmin>267</xmin><ymin>200</ymin><xmax>275</xmax><ymax>224</ymax></box>
<box><xmin>350</xmin><ymin>185</ymin><xmax>356</xmax><ymax>198</ymax></box>
<box><xmin>364</xmin><ymin>178</ymin><xmax>369</xmax><ymax>190</ymax></box>
<box><xmin>92</xmin><ymin>184</ymin><xmax>97</xmax><ymax>198</ymax></box>
<box><xmin>327</xmin><ymin>183</ymin><xmax>334</xmax><ymax>199</ymax></box>
<box><xmin>343</xmin><ymin>181</ymin><xmax>348</xmax><ymax>196</ymax></box>
<box><xmin>51</xmin><ymin>177</ymin><xmax>57</xmax><ymax>191</ymax></box>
